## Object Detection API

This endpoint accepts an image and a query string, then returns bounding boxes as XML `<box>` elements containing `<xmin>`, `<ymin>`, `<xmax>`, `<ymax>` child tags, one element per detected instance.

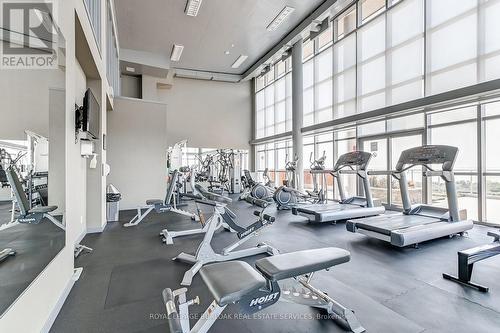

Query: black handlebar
<box><xmin>253</xmin><ymin>211</ymin><xmax>276</xmax><ymax>223</ymax></box>
<box><xmin>162</xmin><ymin>288</ymin><xmax>183</xmax><ymax>333</ymax></box>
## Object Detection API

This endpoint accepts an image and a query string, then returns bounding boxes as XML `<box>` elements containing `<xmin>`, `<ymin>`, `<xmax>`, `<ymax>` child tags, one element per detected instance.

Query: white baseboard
<box><xmin>75</xmin><ymin>230</ymin><xmax>87</xmax><ymax>245</ymax></box>
<box><xmin>86</xmin><ymin>223</ymin><xmax>106</xmax><ymax>234</ymax></box>
<box><xmin>41</xmin><ymin>268</ymin><xmax>82</xmax><ymax>333</ymax></box>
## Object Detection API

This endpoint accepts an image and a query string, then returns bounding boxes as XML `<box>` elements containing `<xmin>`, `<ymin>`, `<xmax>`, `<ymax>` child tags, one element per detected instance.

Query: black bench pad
<box><xmin>200</xmin><ymin>261</ymin><xmax>266</xmax><ymax>306</ymax></box>
<box><xmin>29</xmin><ymin>205</ymin><xmax>58</xmax><ymax>214</ymax></box>
<box><xmin>146</xmin><ymin>199</ymin><xmax>163</xmax><ymax>205</ymax></box>
<box><xmin>255</xmin><ymin>248</ymin><xmax>350</xmax><ymax>281</ymax></box>
<box><xmin>195</xmin><ymin>184</ymin><xmax>232</xmax><ymax>204</ymax></box>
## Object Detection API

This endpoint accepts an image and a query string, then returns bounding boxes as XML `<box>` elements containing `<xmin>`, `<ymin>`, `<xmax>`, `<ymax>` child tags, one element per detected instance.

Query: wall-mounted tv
<box><xmin>81</xmin><ymin>88</ymin><xmax>100</xmax><ymax>139</ymax></box>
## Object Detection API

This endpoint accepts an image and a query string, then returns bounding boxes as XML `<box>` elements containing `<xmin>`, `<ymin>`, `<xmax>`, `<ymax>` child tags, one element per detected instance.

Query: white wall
<box><xmin>0</xmin><ymin>57</ymin><xmax>64</xmax><ymax>140</ymax></box>
<box><xmin>142</xmin><ymin>76</ymin><xmax>252</xmax><ymax>150</ymax></box>
<box><xmin>107</xmin><ymin>97</ymin><xmax>168</xmax><ymax>210</ymax></box>
<box><xmin>0</xmin><ymin>0</ymin><xmax>109</xmax><ymax>331</ymax></box>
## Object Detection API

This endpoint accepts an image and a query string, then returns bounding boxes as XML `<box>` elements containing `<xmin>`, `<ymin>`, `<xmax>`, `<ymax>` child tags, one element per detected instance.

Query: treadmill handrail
<box><xmin>367</xmin><ymin>170</ymin><xmax>395</xmax><ymax>176</ymax></box>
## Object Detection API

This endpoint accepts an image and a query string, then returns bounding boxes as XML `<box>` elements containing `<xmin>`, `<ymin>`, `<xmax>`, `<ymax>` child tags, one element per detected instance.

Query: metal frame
<box><xmin>443</xmin><ymin>231</ymin><xmax>500</xmax><ymax>292</ymax></box>
<box><xmin>357</xmin><ymin>128</ymin><xmax>424</xmax><ymax>209</ymax></box>
<box><xmin>124</xmin><ymin>171</ymin><xmax>199</xmax><ymax>228</ymax></box>
<box><xmin>163</xmin><ymin>262</ymin><xmax>365</xmax><ymax>333</ymax></box>
<box><xmin>173</xmin><ymin>202</ymin><xmax>279</xmax><ymax>286</ymax></box>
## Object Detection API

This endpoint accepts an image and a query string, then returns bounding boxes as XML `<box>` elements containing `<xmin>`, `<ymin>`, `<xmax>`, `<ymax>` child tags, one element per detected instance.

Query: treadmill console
<box><xmin>396</xmin><ymin>145</ymin><xmax>458</xmax><ymax>171</ymax></box>
<box><xmin>334</xmin><ymin>151</ymin><xmax>372</xmax><ymax>171</ymax></box>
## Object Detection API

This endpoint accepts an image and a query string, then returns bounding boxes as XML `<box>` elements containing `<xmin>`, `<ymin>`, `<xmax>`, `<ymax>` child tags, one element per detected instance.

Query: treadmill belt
<box><xmin>295</xmin><ymin>203</ymin><xmax>384</xmax><ymax>222</ymax></box>
<box><xmin>295</xmin><ymin>203</ymin><xmax>346</xmax><ymax>214</ymax></box>
<box><xmin>353</xmin><ymin>215</ymin><xmax>439</xmax><ymax>236</ymax></box>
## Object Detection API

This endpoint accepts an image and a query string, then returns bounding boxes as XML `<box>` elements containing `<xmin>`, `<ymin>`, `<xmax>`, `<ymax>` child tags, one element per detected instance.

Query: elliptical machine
<box><xmin>239</xmin><ymin>169</ymin><xmax>274</xmax><ymax>208</ymax></box>
<box><xmin>273</xmin><ymin>152</ymin><xmax>327</xmax><ymax>210</ymax></box>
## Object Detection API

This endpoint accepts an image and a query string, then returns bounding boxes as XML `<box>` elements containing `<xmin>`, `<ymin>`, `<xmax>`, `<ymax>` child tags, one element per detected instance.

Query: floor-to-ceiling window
<box><xmin>358</xmin><ymin>114</ymin><xmax>424</xmax><ymax>207</ymax></box>
<box><xmin>303</xmin><ymin>27</ymin><xmax>334</xmax><ymax>127</ymax></box>
<box><xmin>254</xmin><ymin>140</ymin><xmax>293</xmax><ymax>186</ymax></box>
<box><xmin>255</xmin><ymin>59</ymin><xmax>292</xmax><ymax>140</ymax></box>
<box><xmin>427</xmin><ymin>106</ymin><xmax>479</xmax><ymax>220</ymax></box>
<box><xmin>483</xmin><ymin>101</ymin><xmax>500</xmax><ymax>224</ymax></box>
<box><xmin>252</xmin><ymin>0</ymin><xmax>500</xmax><ymax>225</ymax></box>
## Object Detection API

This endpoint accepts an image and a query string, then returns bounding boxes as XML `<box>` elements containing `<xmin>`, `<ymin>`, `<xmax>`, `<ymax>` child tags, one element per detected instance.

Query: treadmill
<box><xmin>292</xmin><ymin>151</ymin><xmax>385</xmax><ymax>223</ymax></box>
<box><xmin>346</xmin><ymin>145</ymin><xmax>474</xmax><ymax>247</ymax></box>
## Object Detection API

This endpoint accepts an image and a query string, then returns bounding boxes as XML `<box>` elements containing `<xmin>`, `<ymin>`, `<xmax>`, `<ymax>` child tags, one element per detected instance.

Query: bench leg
<box><xmin>44</xmin><ymin>213</ymin><xmax>65</xmax><ymax>231</ymax></box>
<box><xmin>442</xmin><ymin>272</ymin><xmax>489</xmax><ymax>292</ymax></box>
<box><xmin>443</xmin><ymin>249</ymin><xmax>490</xmax><ymax>292</ymax></box>
<box><xmin>281</xmin><ymin>277</ymin><xmax>366</xmax><ymax>333</ymax></box>
<box><xmin>124</xmin><ymin>206</ymin><xmax>154</xmax><ymax>227</ymax></box>
<box><xmin>443</xmin><ymin>232</ymin><xmax>500</xmax><ymax>292</ymax></box>
<box><xmin>190</xmin><ymin>300</ymin><xmax>226</xmax><ymax>333</ymax></box>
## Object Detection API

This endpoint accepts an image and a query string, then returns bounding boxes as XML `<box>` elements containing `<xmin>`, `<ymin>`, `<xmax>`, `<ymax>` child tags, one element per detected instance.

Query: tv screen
<box><xmin>83</xmin><ymin>88</ymin><xmax>100</xmax><ymax>139</ymax></box>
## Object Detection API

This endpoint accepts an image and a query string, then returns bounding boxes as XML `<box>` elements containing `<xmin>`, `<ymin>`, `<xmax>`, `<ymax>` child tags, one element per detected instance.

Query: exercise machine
<box><xmin>273</xmin><ymin>154</ymin><xmax>325</xmax><ymax>210</ymax></box>
<box><xmin>163</xmin><ymin>247</ymin><xmax>365</xmax><ymax>333</ymax></box>
<box><xmin>308</xmin><ymin>151</ymin><xmax>328</xmax><ymax>202</ymax></box>
<box><xmin>124</xmin><ymin>170</ymin><xmax>199</xmax><ymax>227</ymax></box>
<box><xmin>159</xmin><ymin>176</ymin><xmax>231</xmax><ymax>244</ymax></box>
<box><xmin>239</xmin><ymin>169</ymin><xmax>274</xmax><ymax>208</ymax></box>
<box><xmin>293</xmin><ymin>151</ymin><xmax>385</xmax><ymax>223</ymax></box>
<box><xmin>0</xmin><ymin>147</ymin><xmax>26</xmax><ymax>223</ymax></box>
<box><xmin>5</xmin><ymin>166</ymin><xmax>92</xmax><ymax>259</ymax></box>
<box><xmin>347</xmin><ymin>145</ymin><xmax>474</xmax><ymax>247</ymax></box>
<box><xmin>443</xmin><ymin>230</ymin><xmax>500</xmax><ymax>292</ymax></box>
<box><xmin>173</xmin><ymin>195</ymin><xmax>279</xmax><ymax>286</ymax></box>
<box><xmin>25</xmin><ymin>130</ymin><xmax>49</xmax><ymax>207</ymax></box>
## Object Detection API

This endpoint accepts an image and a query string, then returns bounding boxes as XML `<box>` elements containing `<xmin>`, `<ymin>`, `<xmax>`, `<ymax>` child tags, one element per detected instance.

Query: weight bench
<box><xmin>443</xmin><ymin>231</ymin><xmax>500</xmax><ymax>292</ymax></box>
<box><xmin>6</xmin><ymin>167</ymin><xmax>64</xmax><ymax>230</ymax></box>
<box><xmin>159</xmin><ymin>184</ymin><xmax>233</xmax><ymax>245</ymax></box>
<box><xmin>164</xmin><ymin>247</ymin><xmax>365</xmax><ymax>333</ymax></box>
<box><xmin>6</xmin><ymin>167</ymin><xmax>92</xmax><ymax>259</ymax></box>
<box><xmin>173</xmin><ymin>198</ymin><xmax>279</xmax><ymax>286</ymax></box>
<box><xmin>124</xmin><ymin>170</ymin><xmax>199</xmax><ymax>227</ymax></box>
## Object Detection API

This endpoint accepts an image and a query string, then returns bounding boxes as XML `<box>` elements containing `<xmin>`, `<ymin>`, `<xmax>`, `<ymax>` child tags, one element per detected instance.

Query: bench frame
<box><xmin>159</xmin><ymin>183</ymin><xmax>232</xmax><ymax>245</ymax></box>
<box><xmin>173</xmin><ymin>203</ymin><xmax>279</xmax><ymax>286</ymax></box>
<box><xmin>124</xmin><ymin>170</ymin><xmax>199</xmax><ymax>228</ymax></box>
<box><xmin>443</xmin><ymin>231</ymin><xmax>500</xmax><ymax>292</ymax></box>
<box><xmin>163</xmin><ymin>270</ymin><xmax>365</xmax><ymax>333</ymax></box>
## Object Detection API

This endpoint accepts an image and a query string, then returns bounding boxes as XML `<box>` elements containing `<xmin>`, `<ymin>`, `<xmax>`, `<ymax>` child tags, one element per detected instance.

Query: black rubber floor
<box><xmin>51</xmin><ymin>199</ymin><xmax>500</xmax><ymax>333</ymax></box>
<box><xmin>0</xmin><ymin>201</ymin><xmax>65</xmax><ymax>316</ymax></box>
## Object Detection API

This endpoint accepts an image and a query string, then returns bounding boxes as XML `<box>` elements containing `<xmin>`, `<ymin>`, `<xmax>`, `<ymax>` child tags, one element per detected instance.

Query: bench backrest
<box><xmin>5</xmin><ymin>167</ymin><xmax>29</xmax><ymax>216</ymax></box>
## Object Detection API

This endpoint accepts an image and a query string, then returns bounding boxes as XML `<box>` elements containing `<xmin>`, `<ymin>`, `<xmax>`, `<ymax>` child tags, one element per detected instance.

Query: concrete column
<box><xmin>292</xmin><ymin>39</ymin><xmax>304</xmax><ymax>190</ymax></box>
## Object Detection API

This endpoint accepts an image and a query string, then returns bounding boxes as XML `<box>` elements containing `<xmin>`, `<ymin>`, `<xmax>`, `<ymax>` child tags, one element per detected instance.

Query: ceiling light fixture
<box><xmin>267</xmin><ymin>6</ymin><xmax>295</xmax><ymax>31</ymax></box>
<box><xmin>231</xmin><ymin>55</ymin><xmax>248</xmax><ymax>68</ymax></box>
<box><xmin>225</xmin><ymin>51</ymin><xmax>230</xmax><ymax>55</ymax></box>
<box><xmin>185</xmin><ymin>0</ymin><xmax>203</xmax><ymax>17</ymax></box>
<box><xmin>170</xmin><ymin>44</ymin><xmax>184</xmax><ymax>62</ymax></box>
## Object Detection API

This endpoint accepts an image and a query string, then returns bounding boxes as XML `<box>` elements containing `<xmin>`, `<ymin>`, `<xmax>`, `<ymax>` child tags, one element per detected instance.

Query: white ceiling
<box><xmin>115</xmin><ymin>0</ymin><xmax>326</xmax><ymax>75</ymax></box>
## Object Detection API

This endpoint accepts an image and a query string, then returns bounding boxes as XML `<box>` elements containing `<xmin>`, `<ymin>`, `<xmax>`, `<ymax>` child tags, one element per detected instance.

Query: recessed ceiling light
<box><xmin>231</xmin><ymin>44</ymin><xmax>235</xmax><ymax>48</ymax></box>
<box><xmin>125</xmin><ymin>66</ymin><xmax>136</xmax><ymax>73</ymax></box>
<box><xmin>225</xmin><ymin>51</ymin><xmax>230</xmax><ymax>55</ymax></box>
<box><xmin>267</xmin><ymin>6</ymin><xmax>295</xmax><ymax>31</ymax></box>
<box><xmin>231</xmin><ymin>55</ymin><xmax>248</xmax><ymax>69</ymax></box>
<box><xmin>171</xmin><ymin>44</ymin><xmax>184</xmax><ymax>62</ymax></box>
<box><xmin>185</xmin><ymin>0</ymin><xmax>203</xmax><ymax>17</ymax></box>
